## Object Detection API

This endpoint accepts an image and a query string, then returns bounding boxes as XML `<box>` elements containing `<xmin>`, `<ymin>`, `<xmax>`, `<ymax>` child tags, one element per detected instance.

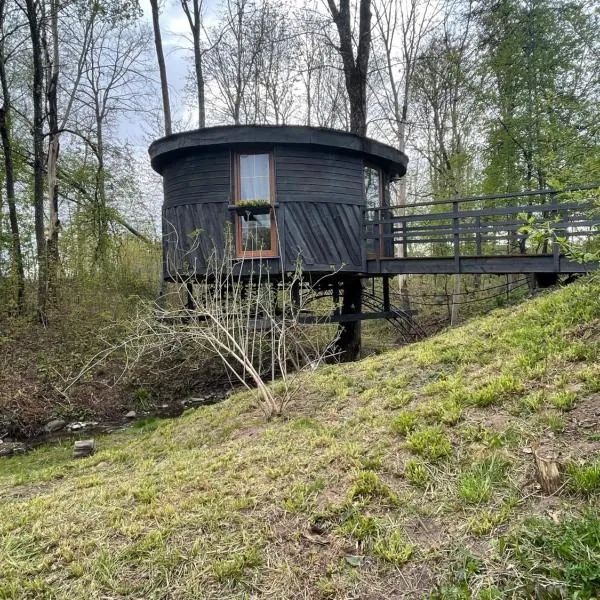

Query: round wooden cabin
<box><xmin>149</xmin><ymin>125</ymin><xmax>408</xmax><ymax>281</ymax></box>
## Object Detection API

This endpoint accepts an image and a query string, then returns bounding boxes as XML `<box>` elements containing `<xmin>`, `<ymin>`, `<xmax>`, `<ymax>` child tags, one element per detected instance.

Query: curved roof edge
<box><xmin>149</xmin><ymin>125</ymin><xmax>408</xmax><ymax>178</ymax></box>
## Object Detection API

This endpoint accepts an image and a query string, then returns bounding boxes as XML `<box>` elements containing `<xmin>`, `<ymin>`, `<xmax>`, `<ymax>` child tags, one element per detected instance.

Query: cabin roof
<box><xmin>149</xmin><ymin>125</ymin><xmax>408</xmax><ymax>178</ymax></box>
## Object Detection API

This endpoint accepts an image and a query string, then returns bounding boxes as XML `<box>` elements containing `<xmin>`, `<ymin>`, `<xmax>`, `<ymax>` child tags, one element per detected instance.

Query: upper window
<box><xmin>235</xmin><ymin>152</ymin><xmax>276</xmax><ymax>256</ymax></box>
<box><xmin>239</xmin><ymin>153</ymin><xmax>271</xmax><ymax>202</ymax></box>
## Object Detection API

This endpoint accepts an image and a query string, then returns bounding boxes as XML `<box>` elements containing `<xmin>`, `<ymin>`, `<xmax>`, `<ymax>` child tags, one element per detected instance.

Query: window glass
<box><xmin>239</xmin><ymin>154</ymin><xmax>271</xmax><ymax>202</ymax></box>
<box><xmin>241</xmin><ymin>214</ymin><xmax>272</xmax><ymax>252</ymax></box>
<box><xmin>238</xmin><ymin>153</ymin><xmax>273</xmax><ymax>253</ymax></box>
<box><xmin>364</xmin><ymin>166</ymin><xmax>381</xmax><ymax>255</ymax></box>
<box><xmin>364</xmin><ymin>166</ymin><xmax>380</xmax><ymax>212</ymax></box>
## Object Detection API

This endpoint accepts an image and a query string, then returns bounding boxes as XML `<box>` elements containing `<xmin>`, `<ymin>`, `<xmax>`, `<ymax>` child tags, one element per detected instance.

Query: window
<box><xmin>235</xmin><ymin>152</ymin><xmax>276</xmax><ymax>256</ymax></box>
<box><xmin>364</xmin><ymin>165</ymin><xmax>382</xmax><ymax>257</ymax></box>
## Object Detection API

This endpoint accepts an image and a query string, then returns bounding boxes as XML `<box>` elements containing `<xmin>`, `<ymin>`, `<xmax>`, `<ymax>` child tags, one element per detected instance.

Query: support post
<box><xmin>452</xmin><ymin>200</ymin><xmax>460</xmax><ymax>272</ymax></box>
<box><xmin>337</xmin><ymin>276</ymin><xmax>362</xmax><ymax>362</ymax></box>
<box><xmin>450</xmin><ymin>274</ymin><xmax>460</xmax><ymax>326</ymax></box>
<box><xmin>186</xmin><ymin>282</ymin><xmax>194</xmax><ymax>310</ymax></box>
<box><xmin>383</xmin><ymin>276</ymin><xmax>390</xmax><ymax>312</ymax></box>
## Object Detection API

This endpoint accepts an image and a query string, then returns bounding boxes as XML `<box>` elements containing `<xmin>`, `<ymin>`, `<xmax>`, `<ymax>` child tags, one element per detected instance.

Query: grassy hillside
<box><xmin>1</xmin><ymin>280</ymin><xmax>600</xmax><ymax>599</ymax></box>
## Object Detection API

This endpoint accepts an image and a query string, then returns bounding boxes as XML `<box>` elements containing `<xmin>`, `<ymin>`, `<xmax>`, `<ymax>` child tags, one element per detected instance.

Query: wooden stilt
<box><xmin>383</xmin><ymin>276</ymin><xmax>390</xmax><ymax>312</ymax></box>
<box><xmin>186</xmin><ymin>282</ymin><xmax>194</xmax><ymax>310</ymax></box>
<box><xmin>337</xmin><ymin>276</ymin><xmax>362</xmax><ymax>362</ymax></box>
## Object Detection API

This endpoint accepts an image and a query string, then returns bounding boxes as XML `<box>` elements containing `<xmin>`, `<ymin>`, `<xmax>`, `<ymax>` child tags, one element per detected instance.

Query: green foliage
<box><xmin>419</xmin><ymin>397</ymin><xmax>463</xmax><ymax>425</ymax></box>
<box><xmin>235</xmin><ymin>199</ymin><xmax>271</xmax><ymax>208</ymax></box>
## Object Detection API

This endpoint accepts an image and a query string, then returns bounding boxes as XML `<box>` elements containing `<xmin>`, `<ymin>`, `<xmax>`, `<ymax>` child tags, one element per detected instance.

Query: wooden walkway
<box><xmin>365</xmin><ymin>184</ymin><xmax>599</xmax><ymax>275</ymax></box>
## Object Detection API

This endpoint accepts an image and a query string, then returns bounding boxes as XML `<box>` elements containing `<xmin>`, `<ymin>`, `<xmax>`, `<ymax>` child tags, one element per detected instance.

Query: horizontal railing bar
<box><xmin>387</xmin><ymin>218</ymin><xmax>600</xmax><ymax>236</ymax></box>
<box><xmin>366</xmin><ymin>202</ymin><xmax>595</xmax><ymax>224</ymax></box>
<box><xmin>363</xmin><ymin>183</ymin><xmax>600</xmax><ymax>211</ymax></box>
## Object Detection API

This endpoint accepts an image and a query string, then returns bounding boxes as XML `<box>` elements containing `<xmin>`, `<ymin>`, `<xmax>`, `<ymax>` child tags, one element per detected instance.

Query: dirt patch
<box><xmin>403</xmin><ymin>515</ymin><xmax>449</xmax><ymax>552</ymax></box>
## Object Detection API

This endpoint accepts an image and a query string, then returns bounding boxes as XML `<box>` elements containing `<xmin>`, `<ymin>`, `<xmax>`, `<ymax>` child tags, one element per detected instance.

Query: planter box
<box><xmin>230</xmin><ymin>204</ymin><xmax>273</xmax><ymax>220</ymax></box>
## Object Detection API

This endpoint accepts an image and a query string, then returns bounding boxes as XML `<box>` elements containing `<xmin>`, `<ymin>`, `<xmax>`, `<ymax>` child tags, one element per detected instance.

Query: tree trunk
<box><xmin>25</xmin><ymin>0</ymin><xmax>48</xmax><ymax>319</ymax></box>
<box><xmin>327</xmin><ymin>0</ymin><xmax>371</xmax><ymax>137</ymax></box>
<box><xmin>45</xmin><ymin>0</ymin><xmax>60</xmax><ymax>303</ymax></box>
<box><xmin>149</xmin><ymin>0</ymin><xmax>172</xmax><ymax>135</ymax></box>
<box><xmin>195</xmin><ymin>40</ymin><xmax>205</xmax><ymax>128</ymax></box>
<box><xmin>0</xmin><ymin>4</ymin><xmax>25</xmax><ymax>312</ymax></box>
<box><xmin>94</xmin><ymin>112</ymin><xmax>109</xmax><ymax>265</ymax></box>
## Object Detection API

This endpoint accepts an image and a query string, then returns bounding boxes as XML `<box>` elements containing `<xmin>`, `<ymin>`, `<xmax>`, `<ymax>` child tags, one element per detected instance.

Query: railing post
<box><xmin>453</xmin><ymin>200</ymin><xmax>460</xmax><ymax>272</ymax></box>
<box><xmin>476</xmin><ymin>215</ymin><xmax>482</xmax><ymax>256</ymax></box>
<box><xmin>402</xmin><ymin>219</ymin><xmax>408</xmax><ymax>259</ymax></box>
<box><xmin>377</xmin><ymin>206</ymin><xmax>382</xmax><ymax>259</ymax></box>
<box><xmin>551</xmin><ymin>200</ymin><xmax>561</xmax><ymax>272</ymax></box>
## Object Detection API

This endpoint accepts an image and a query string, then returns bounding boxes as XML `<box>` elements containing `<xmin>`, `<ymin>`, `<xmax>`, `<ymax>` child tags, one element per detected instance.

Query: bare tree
<box><xmin>205</xmin><ymin>0</ymin><xmax>266</xmax><ymax>124</ymax></box>
<box><xmin>179</xmin><ymin>0</ymin><xmax>208</xmax><ymax>127</ymax></box>
<box><xmin>0</xmin><ymin>0</ymin><xmax>25</xmax><ymax>312</ymax></box>
<box><xmin>299</xmin><ymin>15</ymin><xmax>348</xmax><ymax>129</ymax></box>
<box><xmin>75</xmin><ymin>17</ymin><xmax>152</xmax><ymax>262</ymax></box>
<box><xmin>370</xmin><ymin>0</ymin><xmax>439</xmax><ymax>305</ymax></box>
<box><xmin>23</xmin><ymin>0</ymin><xmax>47</xmax><ymax>317</ymax></box>
<box><xmin>254</xmin><ymin>2</ymin><xmax>300</xmax><ymax>124</ymax></box>
<box><xmin>326</xmin><ymin>0</ymin><xmax>372</xmax><ymax>135</ymax></box>
<box><xmin>149</xmin><ymin>0</ymin><xmax>172</xmax><ymax>135</ymax></box>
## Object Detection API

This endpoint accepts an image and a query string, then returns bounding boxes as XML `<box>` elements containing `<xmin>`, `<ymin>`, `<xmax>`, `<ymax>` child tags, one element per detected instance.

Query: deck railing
<box><xmin>364</xmin><ymin>184</ymin><xmax>600</xmax><ymax>267</ymax></box>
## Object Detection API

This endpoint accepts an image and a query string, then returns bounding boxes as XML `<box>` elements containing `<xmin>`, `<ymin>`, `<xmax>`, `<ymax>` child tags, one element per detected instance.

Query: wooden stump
<box><xmin>533</xmin><ymin>445</ymin><xmax>564</xmax><ymax>495</ymax></box>
<box><xmin>73</xmin><ymin>439</ymin><xmax>95</xmax><ymax>459</ymax></box>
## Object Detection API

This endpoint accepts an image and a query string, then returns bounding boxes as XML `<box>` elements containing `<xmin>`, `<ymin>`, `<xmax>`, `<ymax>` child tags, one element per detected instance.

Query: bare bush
<box><xmin>72</xmin><ymin>227</ymin><xmax>338</xmax><ymax>419</ymax></box>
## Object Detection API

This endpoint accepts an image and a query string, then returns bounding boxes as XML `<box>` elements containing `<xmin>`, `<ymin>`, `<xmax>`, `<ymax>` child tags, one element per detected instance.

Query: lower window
<box><xmin>240</xmin><ymin>213</ymin><xmax>272</xmax><ymax>252</ymax></box>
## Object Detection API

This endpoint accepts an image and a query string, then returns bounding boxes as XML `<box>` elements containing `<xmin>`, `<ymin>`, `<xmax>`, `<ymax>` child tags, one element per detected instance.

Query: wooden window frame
<box><xmin>363</xmin><ymin>162</ymin><xmax>385</xmax><ymax>258</ymax></box>
<box><xmin>234</xmin><ymin>151</ymin><xmax>278</xmax><ymax>258</ymax></box>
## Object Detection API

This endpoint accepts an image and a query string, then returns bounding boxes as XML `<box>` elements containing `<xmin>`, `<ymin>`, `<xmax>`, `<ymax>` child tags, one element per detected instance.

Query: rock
<box><xmin>43</xmin><ymin>419</ymin><xmax>66</xmax><ymax>433</ymax></box>
<box><xmin>125</xmin><ymin>410</ymin><xmax>137</xmax><ymax>419</ymax></box>
<box><xmin>157</xmin><ymin>403</ymin><xmax>184</xmax><ymax>418</ymax></box>
<box><xmin>73</xmin><ymin>439</ymin><xmax>95</xmax><ymax>459</ymax></box>
<box><xmin>0</xmin><ymin>444</ymin><xmax>26</xmax><ymax>457</ymax></box>
<box><xmin>67</xmin><ymin>421</ymin><xmax>99</xmax><ymax>432</ymax></box>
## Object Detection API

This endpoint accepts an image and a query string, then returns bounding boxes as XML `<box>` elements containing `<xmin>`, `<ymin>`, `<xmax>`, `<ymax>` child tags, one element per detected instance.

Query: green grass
<box><xmin>403</xmin><ymin>458</ymin><xmax>430</xmax><ymax>487</ymax></box>
<box><xmin>406</xmin><ymin>426</ymin><xmax>453</xmax><ymax>461</ymax></box>
<box><xmin>567</xmin><ymin>458</ymin><xmax>600</xmax><ymax>496</ymax></box>
<box><xmin>2</xmin><ymin>279</ymin><xmax>600</xmax><ymax>598</ymax></box>
<box><xmin>458</xmin><ymin>456</ymin><xmax>510</xmax><ymax>505</ymax></box>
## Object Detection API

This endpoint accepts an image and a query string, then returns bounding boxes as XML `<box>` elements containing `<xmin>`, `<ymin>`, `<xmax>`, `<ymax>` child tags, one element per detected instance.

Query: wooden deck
<box><xmin>364</xmin><ymin>184</ymin><xmax>599</xmax><ymax>276</ymax></box>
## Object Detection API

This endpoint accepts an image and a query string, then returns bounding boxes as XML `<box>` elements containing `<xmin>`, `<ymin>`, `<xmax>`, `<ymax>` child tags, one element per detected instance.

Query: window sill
<box><xmin>228</xmin><ymin>202</ymin><xmax>279</xmax><ymax>210</ymax></box>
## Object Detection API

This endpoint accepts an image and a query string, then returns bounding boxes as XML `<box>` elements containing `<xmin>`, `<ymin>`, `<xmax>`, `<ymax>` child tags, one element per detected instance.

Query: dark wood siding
<box><xmin>162</xmin><ymin>150</ymin><xmax>230</xmax><ymax>207</ymax></box>
<box><xmin>163</xmin><ymin>203</ymin><xmax>232</xmax><ymax>278</ymax></box>
<box><xmin>275</xmin><ymin>147</ymin><xmax>363</xmax><ymax>204</ymax></box>
<box><xmin>275</xmin><ymin>146</ymin><xmax>364</xmax><ymax>270</ymax></box>
<box><xmin>162</xmin><ymin>150</ymin><xmax>231</xmax><ymax>277</ymax></box>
